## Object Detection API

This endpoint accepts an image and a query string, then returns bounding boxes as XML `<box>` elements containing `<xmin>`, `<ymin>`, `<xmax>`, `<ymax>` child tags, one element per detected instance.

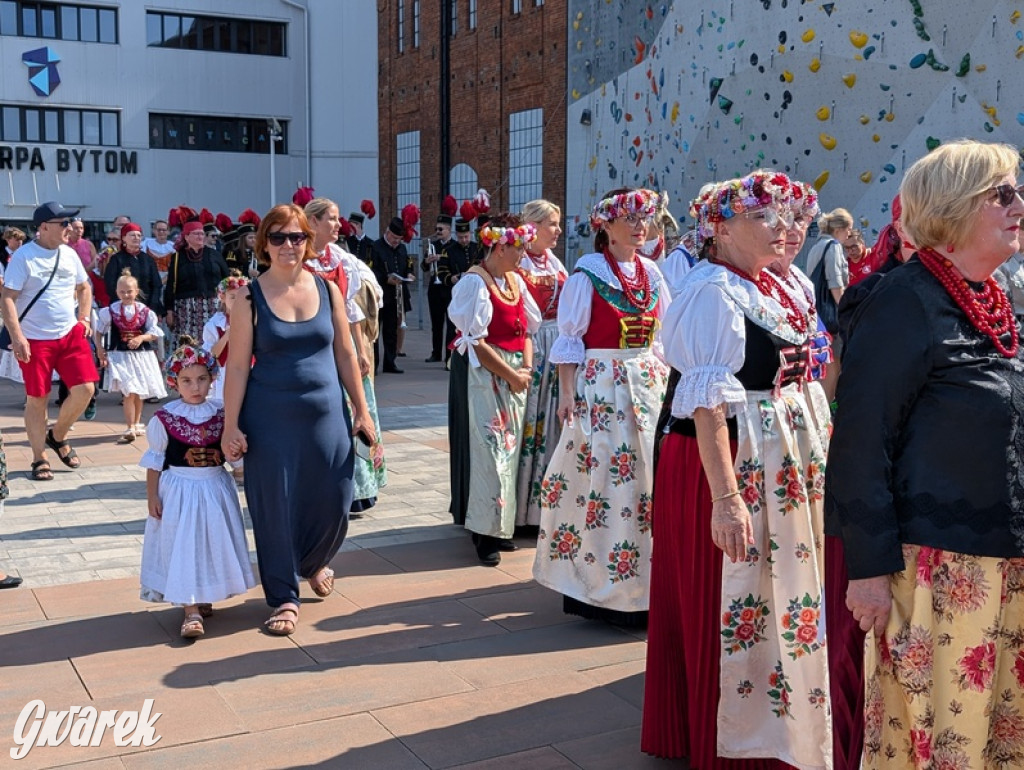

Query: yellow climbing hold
<box><xmin>1016</xmin><ymin>45</ymin><xmax>1024</xmax><ymax>59</ymax></box>
<box><xmin>842</xmin><ymin>73</ymin><xmax>857</xmax><ymax>88</ymax></box>
<box><xmin>982</xmin><ymin>102</ymin><xmax>998</xmax><ymax>119</ymax></box>
<box><xmin>1012</xmin><ymin>9</ymin><xmax>1021</xmax><ymax>22</ymax></box>
<box><xmin>819</xmin><ymin>133</ymin><xmax>837</xmax><ymax>150</ymax></box>
<box><xmin>589</xmin><ymin>156</ymin><xmax>598</xmax><ymax>170</ymax></box>
<box><xmin>782</xmin><ymin>70</ymin><xmax>794</xmax><ymax>82</ymax></box>
<box><xmin>872</xmin><ymin>134</ymin><xmax>881</xmax><ymax>142</ymax></box>
<box><xmin>976</xmin><ymin>64</ymin><xmax>987</xmax><ymax>72</ymax></box>
<box><xmin>778</xmin><ymin>44</ymin><xmax>786</xmax><ymax>54</ymax></box>
<box><xmin>573</xmin><ymin>19</ymin><xmax>580</xmax><ymax>30</ymax></box>
<box><xmin>670</xmin><ymin>102</ymin><xmax>680</xmax><ymax>124</ymax></box>
<box><xmin>884</xmin><ymin>112</ymin><xmax>895</xmax><ymax>122</ymax></box>
<box><xmin>809</xmin><ymin>58</ymin><xmax>821</xmax><ymax>72</ymax></box>
<box><xmin>859</xmin><ymin>171</ymin><xmax>873</xmax><ymax>183</ymax></box>
<box><xmin>816</xmin><ymin>106</ymin><xmax>831</xmax><ymax>121</ymax></box>
<box><xmin>801</xmin><ymin>29</ymin><xmax>815</xmax><ymax>43</ymax></box>
<box><xmin>813</xmin><ymin>171</ymin><xmax>830</xmax><ymax>190</ymax></box>
<box><xmin>849</xmin><ymin>30</ymin><xmax>868</xmax><ymax>48</ymax></box>
<box><xmin>572</xmin><ymin>88</ymin><xmax>581</xmax><ymax>100</ymax></box>
<box><xmin>859</xmin><ymin>115</ymin><xmax>870</xmax><ymax>125</ymax></box>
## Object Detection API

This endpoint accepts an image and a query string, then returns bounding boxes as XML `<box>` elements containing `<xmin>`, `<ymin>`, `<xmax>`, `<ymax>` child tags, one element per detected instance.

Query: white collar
<box><xmin>162</xmin><ymin>398</ymin><xmax>221</xmax><ymax>423</ymax></box>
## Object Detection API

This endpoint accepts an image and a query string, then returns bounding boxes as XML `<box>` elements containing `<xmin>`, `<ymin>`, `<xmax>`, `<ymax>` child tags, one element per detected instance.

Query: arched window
<box><xmin>449</xmin><ymin>163</ymin><xmax>479</xmax><ymax>211</ymax></box>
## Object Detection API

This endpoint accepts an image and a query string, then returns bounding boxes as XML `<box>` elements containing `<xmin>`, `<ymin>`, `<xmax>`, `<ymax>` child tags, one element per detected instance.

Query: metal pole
<box><xmin>269</xmin><ymin>132</ymin><xmax>276</xmax><ymax>209</ymax></box>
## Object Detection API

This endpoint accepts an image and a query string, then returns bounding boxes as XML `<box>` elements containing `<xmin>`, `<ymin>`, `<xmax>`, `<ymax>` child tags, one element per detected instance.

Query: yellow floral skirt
<box><xmin>864</xmin><ymin>544</ymin><xmax>1024</xmax><ymax>769</ymax></box>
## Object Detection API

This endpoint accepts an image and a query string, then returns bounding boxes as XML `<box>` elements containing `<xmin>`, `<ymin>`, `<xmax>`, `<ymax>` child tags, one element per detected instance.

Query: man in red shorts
<box><xmin>1</xmin><ymin>202</ymin><xmax>97</xmax><ymax>481</ymax></box>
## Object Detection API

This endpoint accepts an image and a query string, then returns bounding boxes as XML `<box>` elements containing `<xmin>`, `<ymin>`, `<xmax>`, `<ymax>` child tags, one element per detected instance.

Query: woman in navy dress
<box><xmin>222</xmin><ymin>203</ymin><xmax>375</xmax><ymax>636</ymax></box>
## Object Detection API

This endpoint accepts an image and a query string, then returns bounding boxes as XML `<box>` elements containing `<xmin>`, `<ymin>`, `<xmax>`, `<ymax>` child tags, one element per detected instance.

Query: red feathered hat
<box><xmin>441</xmin><ymin>195</ymin><xmax>457</xmax><ymax>217</ymax></box>
<box><xmin>168</xmin><ymin>208</ymin><xmax>180</xmax><ymax>228</ymax></box>
<box><xmin>215</xmin><ymin>213</ymin><xmax>234</xmax><ymax>234</ymax></box>
<box><xmin>176</xmin><ymin>205</ymin><xmax>198</xmax><ymax>224</ymax></box>
<box><xmin>459</xmin><ymin>200</ymin><xmax>477</xmax><ymax>223</ymax></box>
<box><xmin>338</xmin><ymin>216</ymin><xmax>355</xmax><ymax>238</ymax></box>
<box><xmin>360</xmin><ymin>199</ymin><xmax>376</xmax><ymax>219</ymax></box>
<box><xmin>236</xmin><ymin>208</ymin><xmax>261</xmax><ymax>236</ymax></box>
<box><xmin>292</xmin><ymin>186</ymin><xmax>315</xmax><ymax>208</ymax></box>
<box><xmin>400</xmin><ymin>203</ymin><xmax>420</xmax><ymax>243</ymax></box>
<box><xmin>473</xmin><ymin>188</ymin><xmax>491</xmax><ymax>214</ymax></box>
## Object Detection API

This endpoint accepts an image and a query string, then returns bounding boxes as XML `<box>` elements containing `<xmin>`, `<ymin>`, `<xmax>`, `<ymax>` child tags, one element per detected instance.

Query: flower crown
<box><xmin>690</xmin><ymin>171</ymin><xmax>794</xmax><ymax>241</ymax></box>
<box><xmin>218</xmin><ymin>275</ymin><xmax>250</xmax><ymax>293</ymax></box>
<box><xmin>479</xmin><ymin>223</ymin><xmax>537</xmax><ymax>249</ymax></box>
<box><xmin>590</xmin><ymin>189</ymin><xmax>665</xmax><ymax>230</ymax></box>
<box><xmin>164</xmin><ymin>342</ymin><xmax>220</xmax><ymax>389</ymax></box>
<box><xmin>789</xmin><ymin>181</ymin><xmax>820</xmax><ymax>218</ymax></box>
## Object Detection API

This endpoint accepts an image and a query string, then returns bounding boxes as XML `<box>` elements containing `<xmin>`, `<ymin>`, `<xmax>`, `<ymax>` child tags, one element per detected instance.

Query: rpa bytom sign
<box><xmin>0</xmin><ymin>145</ymin><xmax>138</xmax><ymax>175</ymax></box>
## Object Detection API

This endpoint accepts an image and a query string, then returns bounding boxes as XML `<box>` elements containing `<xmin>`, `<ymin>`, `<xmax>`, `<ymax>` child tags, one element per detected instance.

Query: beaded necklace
<box><xmin>917</xmin><ymin>248</ymin><xmax>1019</xmax><ymax>357</ymax></box>
<box><xmin>525</xmin><ymin>249</ymin><xmax>550</xmax><ymax>271</ymax></box>
<box><xmin>715</xmin><ymin>260</ymin><xmax>808</xmax><ymax>336</ymax></box>
<box><xmin>603</xmin><ymin>249</ymin><xmax>651</xmax><ymax>310</ymax></box>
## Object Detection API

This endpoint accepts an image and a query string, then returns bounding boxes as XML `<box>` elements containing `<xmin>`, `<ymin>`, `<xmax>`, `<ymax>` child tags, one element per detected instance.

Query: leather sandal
<box><xmin>308</xmin><ymin>567</ymin><xmax>334</xmax><ymax>598</ymax></box>
<box><xmin>45</xmin><ymin>429</ymin><xmax>81</xmax><ymax>469</ymax></box>
<box><xmin>264</xmin><ymin>606</ymin><xmax>298</xmax><ymax>636</ymax></box>
<box><xmin>180</xmin><ymin>613</ymin><xmax>204</xmax><ymax>639</ymax></box>
<box><xmin>30</xmin><ymin>460</ymin><xmax>54</xmax><ymax>481</ymax></box>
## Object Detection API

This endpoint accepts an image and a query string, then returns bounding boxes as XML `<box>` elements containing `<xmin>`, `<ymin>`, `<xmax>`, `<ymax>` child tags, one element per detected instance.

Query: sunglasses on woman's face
<box><xmin>266</xmin><ymin>231</ymin><xmax>308</xmax><ymax>247</ymax></box>
<box><xmin>991</xmin><ymin>184</ymin><xmax>1024</xmax><ymax>207</ymax></box>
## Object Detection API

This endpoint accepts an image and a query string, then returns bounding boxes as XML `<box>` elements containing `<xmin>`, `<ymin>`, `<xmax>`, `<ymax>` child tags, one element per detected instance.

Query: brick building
<box><xmin>377</xmin><ymin>0</ymin><xmax>566</xmax><ymax>258</ymax></box>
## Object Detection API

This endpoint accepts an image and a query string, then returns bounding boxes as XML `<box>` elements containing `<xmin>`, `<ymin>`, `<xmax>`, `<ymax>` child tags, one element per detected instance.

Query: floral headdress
<box><xmin>789</xmin><ymin>180</ymin><xmax>820</xmax><ymax>219</ymax></box>
<box><xmin>217</xmin><ymin>274</ymin><xmax>250</xmax><ymax>293</ymax></box>
<box><xmin>589</xmin><ymin>189</ymin><xmax>664</xmax><ymax>230</ymax></box>
<box><xmin>690</xmin><ymin>171</ymin><xmax>794</xmax><ymax>241</ymax></box>
<box><xmin>164</xmin><ymin>339</ymin><xmax>220</xmax><ymax>389</ymax></box>
<box><xmin>479</xmin><ymin>223</ymin><xmax>537</xmax><ymax>249</ymax></box>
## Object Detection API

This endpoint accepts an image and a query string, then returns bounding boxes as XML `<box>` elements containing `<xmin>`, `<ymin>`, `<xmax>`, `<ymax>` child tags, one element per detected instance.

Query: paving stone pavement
<box><xmin>0</xmin><ymin>329</ymin><xmax>681</xmax><ymax>769</ymax></box>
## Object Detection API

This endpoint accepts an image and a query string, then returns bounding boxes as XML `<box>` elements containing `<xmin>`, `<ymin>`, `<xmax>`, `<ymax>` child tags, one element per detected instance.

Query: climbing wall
<box><xmin>565</xmin><ymin>0</ymin><xmax>1024</xmax><ymax>260</ymax></box>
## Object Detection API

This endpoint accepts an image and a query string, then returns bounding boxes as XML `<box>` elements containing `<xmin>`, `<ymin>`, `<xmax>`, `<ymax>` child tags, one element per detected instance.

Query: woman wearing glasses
<box><xmin>222</xmin><ymin>203</ymin><xmax>374</xmax><ymax>636</ymax></box>
<box><xmin>642</xmin><ymin>171</ymin><xmax>832</xmax><ymax>768</ymax></box>
<box><xmin>827</xmin><ymin>140</ymin><xmax>1024</xmax><ymax>769</ymax></box>
<box><xmin>532</xmin><ymin>187</ymin><xmax>671</xmax><ymax>625</ymax></box>
<box><xmin>163</xmin><ymin>219</ymin><xmax>230</xmax><ymax>345</ymax></box>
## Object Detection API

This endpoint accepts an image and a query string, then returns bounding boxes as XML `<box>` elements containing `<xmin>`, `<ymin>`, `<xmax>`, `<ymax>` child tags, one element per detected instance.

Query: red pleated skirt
<box><xmin>824</xmin><ymin>535</ymin><xmax>865</xmax><ymax>770</ymax></box>
<box><xmin>641</xmin><ymin>433</ymin><xmax>793</xmax><ymax>768</ymax></box>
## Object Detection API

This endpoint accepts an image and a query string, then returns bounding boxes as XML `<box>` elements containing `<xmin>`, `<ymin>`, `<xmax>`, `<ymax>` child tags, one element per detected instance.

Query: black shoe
<box><xmin>473</xmin><ymin>534</ymin><xmax>501</xmax><ymax>566</ymax></box>
<box><xmin>0</xmin><ymin>575</ymin><xmax>23</xmax><ymax>589</ymax></box>
<box><xmin>497</xmin><ymin>538</ymin><xmax>519</xmax><ymax>552</ymax></box>
<box><xmin>397</xmin><ymin>352</ymin><xmax>407</xmax><ymax>357</ymax></box>
<box><xmin>425</xmin><ymin>355</ymin><xmax>442</xmax><ymax>363</ymax></box>
<box><xmin>145</xmin><ymin>397</ymin><xmax>161</xmax><ymax>404</ymax></box>
<box><xmin>382</xmin><ymin>366</ymin><xmax>405</xmax><ymax>374</ymax></box>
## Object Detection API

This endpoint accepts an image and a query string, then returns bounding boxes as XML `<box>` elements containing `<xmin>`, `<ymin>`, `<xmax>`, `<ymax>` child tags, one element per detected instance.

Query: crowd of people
<box><xmin>4</xmin><ymin>137</ymin><xmax>1024</xmax><ymax>767</ymax></box>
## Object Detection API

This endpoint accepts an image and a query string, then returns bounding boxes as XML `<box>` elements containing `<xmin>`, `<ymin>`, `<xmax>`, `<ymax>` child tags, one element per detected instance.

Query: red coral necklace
<box><xmin>603</xmin><ymin>249</ymin><xmax>651</xmax><ymax>310</ymax></box>
<box><xmin>918</xmin><ymin>248</ymin><xmax>1019</xmax><ymax>357</ymax></box>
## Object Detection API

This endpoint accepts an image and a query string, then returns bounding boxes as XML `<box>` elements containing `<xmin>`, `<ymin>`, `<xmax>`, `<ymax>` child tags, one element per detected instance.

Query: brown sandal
<box><xmin>264</xmin><ymin>606</ymin><xmax>298</xmax><ymax>636</ymax></box>
<box><xmin>180</xmin><ymin>613</ymin><xmax>204</xmax><ymax>639</ymax></box>
<box><xmin>308</xmin><ymin>567</ymin><xmax>334</xmax><ymax>598</ymax></box>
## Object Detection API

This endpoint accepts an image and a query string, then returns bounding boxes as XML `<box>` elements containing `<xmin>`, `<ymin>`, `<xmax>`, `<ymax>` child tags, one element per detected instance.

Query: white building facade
<box><xmin>0</xmin><ymin>0</ymin><xmax>378</xmax><ymax>235</ymax></box>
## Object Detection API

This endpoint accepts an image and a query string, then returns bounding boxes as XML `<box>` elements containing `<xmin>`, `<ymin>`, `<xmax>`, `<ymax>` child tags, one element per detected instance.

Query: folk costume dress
<box><xmin>139</xmin><ymin>399</ymin><xmax>255</xmax><ymax>605</ymax></box>
<box><xmin>96</xmin><ymin>301</ymin><xmax>167</xmax><ymax>400</ymax></box>
<box><xmin>515</xmin><ymin>249</ymin><xmax>568</xmax><ymax>527</ymax></box>
<box><xmin>641</xmin><ymin>260</ymin><xmax>832</xmax><ymax>769</ymax></box>
<box><xmin>304</xmin><ymin>243</ymin><xmax>387</xmax><ymax>509</ymax></box>
<box><xmin>826</xmin><ymin>257</ymin><xmax>1024</xmax><ymax>770</ymax></box>
<box><xmin>448</xmin><ymin>266</ymin><xmax>542</xmax><ymax>539</ymax></box>
<box><xmin>163</xmin><ymin>247</ymin><xmax>230</xmax><ymax>344</ymax></box>
<box><xmin>531</xmin><ymin>252</ymin><xmax>670</xmax><ymax>621</ymax></box>
<box><xmin>202</xmin><ymin>311</ymin><xmax>232</xmax><ymax>403</ymax></box>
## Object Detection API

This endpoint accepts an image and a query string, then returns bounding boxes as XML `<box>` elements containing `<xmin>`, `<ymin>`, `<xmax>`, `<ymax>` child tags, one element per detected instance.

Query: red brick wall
<box><xmin>378</xmin><ymin>1</ymin><xmax>567</xmax><ymax>238</ymax></box>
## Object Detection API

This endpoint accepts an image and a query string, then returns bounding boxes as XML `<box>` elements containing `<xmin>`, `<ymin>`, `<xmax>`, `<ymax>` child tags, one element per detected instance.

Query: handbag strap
<box><xmin>16</xmin><ymin>250</ymin><xmax>62</xmax><ymax>323</ymax></box>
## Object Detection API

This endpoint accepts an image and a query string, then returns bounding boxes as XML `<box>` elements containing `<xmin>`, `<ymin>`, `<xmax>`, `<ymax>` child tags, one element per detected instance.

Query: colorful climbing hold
<box><xmin>872</xmin><ymin>134</ymin><xmax>881</xmax><ymax>142</ymax></box>
<box><xmin>883</xmin><ymin>163</ymin><xmax>896</xmax><ymax>174</ymax></box>
<box><xmin>813</xmin><ymin>171</ymin><xmax>830</xmax><ymax>190</ymax></box>
<box><xmin>842</xmin><ymin>73</ymin><xmax>857</xmax><ymax>88</ymax></box>
<box><xmin>782</xmin><ymin>70</ymin><xmax>794</xmax><ymax>82</ymax></box>
<box><xmin>859</xmin><ymin>171</ymin><xmax>873</xmax><ymax>183</ymax></box>
<box><xmin>816</xmin><ymin>106</ymin><xmax>831</xmax><ymax>121</ymax></box>
<box><xmin>849</xmin><ymin>30</ymin><xmax>868</xmax><ymax>48</ymax></box>
<box><xmin>801</xmin><ymin>29</ymin><xmax>815</xmax><ymax>43</ymax></box>
<box><xmin>885</xmin><ymin>112</ymin><xmax>895</xmax><ymax>122</ymax></box>
<box><xmin>955</xmin><ymin>53</ymin><xmax>970</xmax><ymax>76</ymax></box>
<box><xmin>819</xmin><ymin>133</ymin><xmax>837</xmax><ymax>150</ymax></box>
<box><xmin>809</xmin><ymin>58</ymin><xmax>821</xmax><ymax>72</ymax></box>
<box><xmin>926</xmin><ymin>136</ymin><xmax>941</xmax><ymax>151</ymax></box>
<box><xmin>859</xmin><ymin>115</ymin><xmax>870</xmax><ymax>125</ymax></box>
<box><xmin>909</xmin><ymin>53</ymin><xmax>927</xmax><ymax>69</ymax></box>
<box><xmin>863</xmin><ymin>46</ymin><xmax>876</xmax><ymax>59</ymax></box>
<box><xmin>718</xmin><ymin>95</ymin><xmax>734</xmax><ymax>114</ymax></box>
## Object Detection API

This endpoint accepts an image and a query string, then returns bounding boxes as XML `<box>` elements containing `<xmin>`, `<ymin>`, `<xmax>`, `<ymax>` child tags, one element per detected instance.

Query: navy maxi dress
<box><xmin>241</xmin><ymin>277</ymin><xmax>355</xmax><ymax>608</ymax></box>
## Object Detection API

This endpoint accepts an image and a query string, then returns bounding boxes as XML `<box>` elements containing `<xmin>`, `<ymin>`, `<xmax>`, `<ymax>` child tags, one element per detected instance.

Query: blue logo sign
<box><xmin>22</xmin><ymin>47</ymin><xmax>61</xmax><ymax>97</ymax></box>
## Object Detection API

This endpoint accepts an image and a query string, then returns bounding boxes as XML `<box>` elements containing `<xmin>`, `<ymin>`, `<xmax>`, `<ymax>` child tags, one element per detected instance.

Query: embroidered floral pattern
<box><xmin>485</xmin><ymin>410</ymin><xmax>518</xmax><ymax>456</ymax></box>
<box><xmin>589</xmin><ymin>395</ymin><xmax>614</xmax><ymax>433</ymax></box>
<box><xmin>636</xmin><ymin>492</ymin><xmax>652</xmax><ymax>535</ymax></box>
<box><xmin>608</xmin><ymin>442</ymin><xmax>637</xmax><ymax>487</ymax></box>
<box><xmin>804</xmin><ymin>450</ymin><xmax>826</xmax><ymax>504</ymax></box>
<box><xmin>932</xmin><ymin>559</ymin><xmax>991</xmax><ymax>621</ymax></box>
<box><xmin>736</xmin><ymin>457</ymin><xmax>765</xmax><ymax>514</ymax></box>
<box><xmin>575</xmin><ymin>442</ymin><xmax>599</xmax><ymax>475</ymax></box>
<box><xmin>547</xmin><ymin>523</ymin><xmax>582</xmax><ymax>561</ymax></box>
<box><xmin>956</xmin><ymin>641</ymin><xmax>996</xmax><ymax>693</ymax></box>
<box><xmin>773</xmin><ymin>455</ymin><xmax>805</xmax><ymax>515</ymax></box>
<box><xmin>535</xmin><ymin>472</ymin><xmax>569</xmax><ymax>509</ymax></box>
<box><xmin>577</xmin><ymin>490</ymin><xmax>610</xmax><ymax>530</ymax></box>
<box><xmin>807</xmin><ymin>688</ymin><xmax>827</xmax><ymax>709</ymax></box>
<box><xmin>767</xmin><ymin>661</ymin><xmax>794</xmax><ymax>719</ymax></box>
<box><xmin>606</xmin><ymin>540</ymin><xmax>641</xmax><ymax>583</ymax></box>
<box><xmin>737</xmin><ymin>680</ymin><xmax>754</xmax><ymax>698</ymax></box>
<box><xmin>582</xmin><ymin>359</ymin><xmax>607</xmax><ymax>385</ymax></box>
<box><xmin>612</xmin><ymin>359</ymin><xmax>627</xmax><ymax>386</ymax></box>
<box><xmin>794</xmin><ymin>542</ymin><xmax>812</xmax><ymax>564</ymax></box>
<box><xmin>780</xmin><ymin>593</ymin><xmax>822</xmax><ymax>659</ymax></box>
<box><xmin>888</xmin><ymin>623</ymin><xmax>934</xmax><ymax>700</ymax></box>
<box><xmin>721</xmin><ymin>594</ymin><xmax>771</xmax><ymax>655</ymax></box>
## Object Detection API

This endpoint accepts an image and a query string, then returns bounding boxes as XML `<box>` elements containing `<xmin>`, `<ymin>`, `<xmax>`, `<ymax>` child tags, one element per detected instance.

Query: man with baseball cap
<box><xmin>1</xmin><ymin>201</ymin><xmax>98</xmax><ymax>480</ymax></box>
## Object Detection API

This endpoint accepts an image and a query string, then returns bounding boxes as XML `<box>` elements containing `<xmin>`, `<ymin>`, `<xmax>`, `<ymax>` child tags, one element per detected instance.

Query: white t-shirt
<box><xmin>4</xmin><ymin>240</ymin><xmax>89</xmax><ymax>339</ymax></box>
<box><xmin>142</xmin><ymin>238</ymin><xmax>175</xmax><ymax>258</ymax></box>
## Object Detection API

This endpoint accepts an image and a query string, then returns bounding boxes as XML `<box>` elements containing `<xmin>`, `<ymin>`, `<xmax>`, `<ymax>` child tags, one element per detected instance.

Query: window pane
<box><xmin>0</xmin><ymin>2</ymin><xmax>16</xmax><ymax>36</ymax></box>
<box><xmin>164</xmin><ymin>15</ymin><xmax>180</xmax><ymax>46</ymax></box>
<box><xmin>180</xmin><ymin>16</ymin><xmax>196</xmax><ymax>49</ymax></box>
<box><xmin>252</xmin><ymin>22</ymin><xmax>269</xmax><ymax>55</ymax></box>
<box><xmin>198</xmin><ymin>17</ymin><xmax>214</xmax><ymax>50</ymax></box>
<box><xmin>3</xmin><ymin>107</ymin><xmax>20</xmax><ymax>141</ymax></box>
<box><xmin>101</xmin><ymin>113</ymin><xmax>118</xmax><ymax>146</ymax></box>
<box><xmin>146</xmin><ymin>12</ymin><xmax>160</xmax><ymax>45</ymax></box>
<box><xmin>268</xmin><ymin>23</ymin><xmax>284</xmax><ymax>56</ymax></box>
<box><xmin>61</xmin><ymin>6</ymin><xmax>78</xmax><ymax>40</ymax></box>
<box><xmin>22</xmin><ymin>6</ymin><xmax>36</xmax><ymax>36</ymax></box>
<box><xmin>43</xmin><ymin>110</ymin><xmax>59</xmax><ymax>141</ymax></box>
<box><xmin>24</xmin><ymin>109</ymin><xmax>40</xmax><ymax>142</ymax></box>
<box><xmin>99</xmin><ymin>9</ymin><xmax>116</xmax><ymax>43</ymax></box>
<box><xmin>215</xmin><ymin>19</ymin><xmax>230</xmax><ymax>52</ymax></box>
<box><xmin>164</xmin><ymin>117</ymin><xmax>181</xmax><ymax>149</ymax></box>
<box><xmin>63</xmin><ymin>110</ymin><xmax>80</xmax><ymax>144</ymax></box>
<box><xmin>40</xmin><ymin>6</ymin><xmax>56</xmax><ymax>38</ymax></box>
<box><xmin>218</xmin><ymin>119</ymin><xmax>238</xmax><ymax>151</ymax></box>
<box><xmin>80</xmin><ymin>8</ymin><xmax>97</xmax><ymax>42</ymax></box>
<box><xmin>82</xmin><ymin>111</ymin><xmax>100</xmax><ymax>144</ymax></box>
<box><xmin>183</xmin><ymin>118</ymin><xmax>198</xmax><ymax>148</ymax></box>
<box><xmin>235</xmin><ymin>20</ymin><xmax>251</xmax><ymax>53</ymax></box>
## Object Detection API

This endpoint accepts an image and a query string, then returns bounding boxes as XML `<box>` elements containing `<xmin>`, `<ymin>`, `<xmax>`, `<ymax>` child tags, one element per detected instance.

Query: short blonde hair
<box><xmin>817</xmin><ymin>208</ymin><xmax>854</xmax><ymax>235</ymax></box>
<box><xmin>900</xmin><ymin>139</ymin><xmax>1020</xmax><ymax>250</ymax></box>
<box><xmin>520</xmin><ymin>199</ymin><xmax>560</xmax><ymax>226</ymax></box>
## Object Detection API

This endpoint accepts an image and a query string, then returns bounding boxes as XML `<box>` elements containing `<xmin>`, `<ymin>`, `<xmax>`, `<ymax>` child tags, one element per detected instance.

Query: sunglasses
<box><xmin>266</xmin><ymin>231</ymin><xmax>308</xmax><ymax>247</ymax></box>
<box><xmin>45</xmin><ymin>218</ymin><xmax>72</xmax><ymax>227</ymax></box>
<box><xmin>991</xmin><ymin>184</ymin><xmax>1024</xmax><ymax>207</ymax></box>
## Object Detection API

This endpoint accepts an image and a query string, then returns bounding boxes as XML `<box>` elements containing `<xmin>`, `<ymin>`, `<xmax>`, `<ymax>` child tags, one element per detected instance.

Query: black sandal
<box><xmin>45</xmin><ymin>429</ymin><xmax>80</xmax><ymax>469</ymax></box>
<box><xmin>30</xmin><ymin>460</ymin><xmax>53</xmax><ymax>481</ymax></box>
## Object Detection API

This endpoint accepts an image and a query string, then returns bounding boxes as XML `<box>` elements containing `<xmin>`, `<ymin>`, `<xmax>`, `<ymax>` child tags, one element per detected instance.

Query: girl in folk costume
<box><xmin>531</xmin><ymin>188</ymin><xmax>671</xmax><ymax>625</ymax></box>
<box><xmin>95</xmin><ymin>270</ymin><xmax>167</xmax><ymax>443</ymax></box>
<box><xmin>515</xmin><ymin>199</ymin><xmax>568</xmax><ymax>528</ymax></box>
<box><xmin>304</xmin><ymin>195</ymin><xmax>388</xmax><ymax>511</ymax></box>
<box><xmin>642</xmin><ymin>172</ymin><xmax>832</xmax><ymax>768</ymax></box>
<box><xmin>448</xmin><ymin>214</ymin><xmax>542</xmax><ymax>565</ymax></box>
<box><xmin>140</xmin><ymin>338</ymin><xmax>255</xmax><ymax>639</ymax></box>
<box><xmin>202</xmin><ymin>271</ymin><xmax>248</xmax><ymax>403</ymax></box>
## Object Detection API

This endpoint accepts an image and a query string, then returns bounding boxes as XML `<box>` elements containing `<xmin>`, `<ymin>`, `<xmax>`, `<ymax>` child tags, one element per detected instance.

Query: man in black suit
<box><xmin>346</xmin><ymin>212</ymin><xmax>375</xmax><ymax>266</ymax></box>
<box><xmin>370</xmin><ymin>217</ymin><xmax>412</xmax><ymax>373</ymax></box>
<box><xmin>421</xmin><ymin>214</ymin><xmax>453</xmax><ymax>362</ymax></box>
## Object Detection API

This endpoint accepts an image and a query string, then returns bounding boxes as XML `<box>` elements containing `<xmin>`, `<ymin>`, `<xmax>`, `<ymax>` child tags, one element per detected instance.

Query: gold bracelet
<box><xmin>710</xmin><ymin>490</ymin><xmax>741</xmax><ymax>503</ymax></box>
